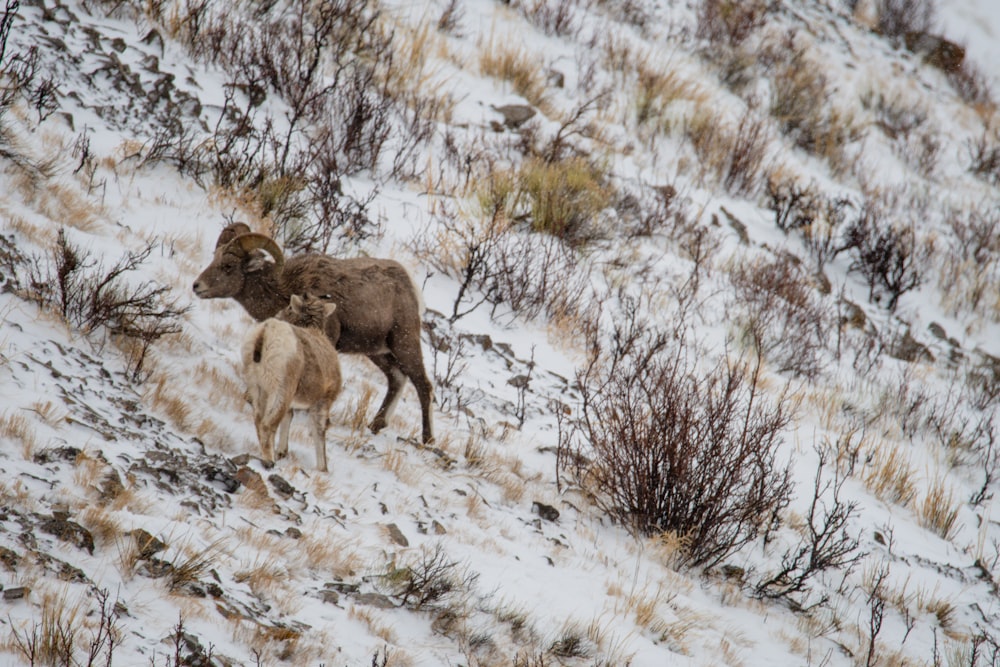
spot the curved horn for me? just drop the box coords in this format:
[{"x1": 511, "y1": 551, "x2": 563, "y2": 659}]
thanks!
[
  {"x1": 215, "y1": 222, "x2": 253, "y2": 249},
  {"x1": 233, "y1": 233, "x2": 285, "y2": 273}
]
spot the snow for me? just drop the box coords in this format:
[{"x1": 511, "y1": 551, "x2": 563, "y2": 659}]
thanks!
[{"x1": 0, "y1": 0, "x2": 999, "y2": 665}]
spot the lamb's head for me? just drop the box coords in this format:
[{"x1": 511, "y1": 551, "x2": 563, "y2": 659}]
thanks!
[
  {"x1": 192, "y1": 224, "x2": 285, "y2": 299},
  {"x1": 277, "y1": 294, "x2": 337, "y2": 330}
]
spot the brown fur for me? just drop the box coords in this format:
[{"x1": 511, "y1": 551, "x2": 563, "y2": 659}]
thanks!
[{"x1": 194, "y1": 224, "x2": 434, "y2": 443}]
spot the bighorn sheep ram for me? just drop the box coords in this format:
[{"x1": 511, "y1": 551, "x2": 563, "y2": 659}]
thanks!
[
  {"x1": 193, "y1": 223, "x2": 434, "y2": 443},
  {"x1": 242, "y1": 294, "x2": 341, "y2": 471}
]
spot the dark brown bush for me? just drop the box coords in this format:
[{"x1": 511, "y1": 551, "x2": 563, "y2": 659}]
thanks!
[{"x1": 559, "y1": 312, "x2": 794, "y2": 568}]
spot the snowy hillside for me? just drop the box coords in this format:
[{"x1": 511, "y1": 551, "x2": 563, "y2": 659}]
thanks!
[{"x1": 0, "y1": 0, "x2": 999, "y2": 665}]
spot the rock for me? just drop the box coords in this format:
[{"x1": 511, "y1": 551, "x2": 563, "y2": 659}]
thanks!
[
  {"x1": 38, "y1": 515, "x2": 94, "y2": 554},
  {"x1": 99, "y1": 469, "x2": 125, "y2": 503},
  {"x1": 203, "y1": 465, "x2": 241, "y2": 494},
  {"x1": 840, "y1": 300, "x2": 866, "y2": 330},
  {"x1": 136, "y1": 558, "x2": 173, "y2": 579},
  {"x1": 508, "y1": 374, "x2": 530, "y2": 389},
  {"x1": 490, "y1": 104, "x2": 536, "y2": 129},
  {"x1": 33, "y1": 446, "x2": 81, "y2": 465},
  {"x1": 927, "y1": 322, "x2": 948, "y2": 340},
  {"x1": 0, "y1": 547, "x2": 17, "y2": 570},
  {"x1": 285, "y1": 527, "x2": 302, "y2": 539},
  {"x1": 532, "y1": 501, "x2": 560, "y2": 522},
  {"x1": 3, "y1": 586, "x2": 27, "y2": 601},
  {"x1": 547, "y1": 68, "x2": 565, "y2": 88},
  {"x1": 234, "y1": 466, "x2": 267, "y2": 495},
  {"x1": 890, "y1": 329, "x2": 934, "y2": 364},
  {"x1": 268, "y1": 474, "x2": 295, "y2": 498},
  {"x1": 319, "y1": 589, "x2": 340, "y2": 605},
  {"x1": 904, "y1": 31, "x2": 965, "y2": 72},
  {"x1": 353, "y1": 592, "x2": 396, "y2": 609},
  {"x1": 385, "y1": 523, "x2": 409, "y2": 547},
  {"x1": 130, "y1": 528, "x2": 166, "y2": 559}
]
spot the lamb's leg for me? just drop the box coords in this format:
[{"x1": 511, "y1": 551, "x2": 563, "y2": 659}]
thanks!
[
  {"x1": 256, "y1": 418, "x2": 276, "y2": 464},
  {"x1": 276, "y1": 411, "x2": 293, "y2": 459},
  {"x1": 308, "y1": 402, "x2": 331, "y2": 472}
]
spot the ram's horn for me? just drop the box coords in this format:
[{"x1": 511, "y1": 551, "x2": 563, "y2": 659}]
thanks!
[
  {"x1": 233, "y1": 233, "x2": 285, "y2": 273},
  {"x1": 214, "y1": 222, "x2": 253, "y2": 249}
]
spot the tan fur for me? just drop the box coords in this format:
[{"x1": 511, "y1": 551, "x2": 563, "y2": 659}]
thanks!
[{"x1": 241, "y1": 295, "x2": 342, "y2": 471}]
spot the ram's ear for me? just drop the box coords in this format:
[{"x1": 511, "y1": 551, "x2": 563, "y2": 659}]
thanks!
[
  {"x1": 323, "y1": 302, "x2": 337, "y2": 318},
  {"x1": 290, "y1": 294, "x2": 305, "y2": 309},
  {"x1": 245, "y1": 250, "x2": 272, "y2": 274}
]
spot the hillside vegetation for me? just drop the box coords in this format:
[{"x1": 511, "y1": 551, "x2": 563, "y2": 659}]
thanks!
[{"x1": 0, "y1": 0, "x2": 999, "y2": 665}]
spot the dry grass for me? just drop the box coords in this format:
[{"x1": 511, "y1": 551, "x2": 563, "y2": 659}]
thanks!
[
  {"x1": 0, "y1": 410, "x2": 39, "y2": 459},
  {"x1": 299, "y1": 531, "x2": 363, "y2": 579},
  {"x1": 916, "y1": 473, "x2": 961, "y2": 540},
  {"x1": 26, "y1": 400, "x2": 68, "y2": 428},
  {"x1": 632, "y1": 54, "x2": 710, "y2": 135},
  {"x1": 478, "y1": 32, "x2": 547, "y2": 108},
  {"x1": 78, "y1": 503, "x2": 122, "y2": 547},
  {"x1": 166, "y1": 537, "x2": 229, "y2": 592},
  {"x1": 862, "y1": 440, "x2": 917, "y2": 506},
  {"x1": 349, "y1": 605, "x2": 397, "y2": 644}
]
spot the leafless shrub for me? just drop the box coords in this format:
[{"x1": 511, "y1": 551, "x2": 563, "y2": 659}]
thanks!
[
  {"x1": 21, "y1": 230, "x2": 187, "y2": 381},
  {"x1": 768, "y1": 45, "x2": 861, "y2": 162},
  {"x1": 840, "y1": 200, "x2": 930, "y2": 311},
  {"x1": 592, "y1": 0, "x2": 649, "y2": 28},
  {"x1": 696, "y1": 0, "x2": 770, "y2": 48},
  {"x1": 968, "y1": 131, "x2": 1000, "y2": 185},
  {"x1": 437, "y1": 0, "x2": 464, "y2": 35},
  {"x1": 376, "y1": 543, "x2": 478, "y2": 611},
  {"x1": 754, "y1": 448, "x2": 862, "y2": 609},
  {"x1": 615, "y1": 183, "x2": 692, "y2": 239},
  {"x1": 513, "y1": 0, "x2": 579, "y2": 38},
  {"x1": 10, "y1": 588, "x2": 122, "y2": 667},
  {"x1": 873, "y1": 0, "x2": 935, "y2": 40},
  {"x1": 729, "y1": 254, "x2": 833, "y2": 379},
  {"x1": 415, "y1": 200, "x2": 589, "y2": 325},
  {"x1": 947, "y1": 58, "x2": 994, "y2": 109},
  {"x1": 559, "y1": 311, "x2": 794, "y2": 569},
  {"x1": 688, "y1": 104, "x2": 771, "y2": 197}
]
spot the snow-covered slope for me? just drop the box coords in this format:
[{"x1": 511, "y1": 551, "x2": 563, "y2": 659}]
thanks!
[{"x1": 0, "y1": 0, "x2": 999, "y2": 665}]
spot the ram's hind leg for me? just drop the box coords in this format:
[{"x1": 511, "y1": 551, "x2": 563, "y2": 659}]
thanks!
[{"x1": 367, "y1": 353, "x2": 406, "y2": 435}]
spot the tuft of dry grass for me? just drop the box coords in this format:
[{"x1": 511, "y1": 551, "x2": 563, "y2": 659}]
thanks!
[
  {"x1": 862, "y1": 440, "x2": 917, "y2": 506},
  {"x1": 0, "y1": 411, "x2": 38, "y2": 457},
  {"x1": 478, "y1": 33, "x2": 547, "y2": 108},
  {"x1": 916, "y1": 473, "x2": 961, "y2": 540}
]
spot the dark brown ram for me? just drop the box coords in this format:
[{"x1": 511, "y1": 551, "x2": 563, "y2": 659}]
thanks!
[{"x1": 193, "y1": 223, "x2": 433, "y2": 443}]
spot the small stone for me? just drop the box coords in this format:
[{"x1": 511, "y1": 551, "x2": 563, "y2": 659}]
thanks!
[
  {"x1": 130, "y1": 529, "x2": 166, "y2": 559},
  {"x1": 285, "y1": 527, "x2": 302, "y2": 539},
  {"x1": 532, "y1": 501, "x2": 560, "y2": 522},
  {"x1": 235, "y1": 467, "x2": 267, "y2": 495},
  {"x1": 3, "y1": 586, "x2": 27, "y2": 601},
  {"x1": 385, "y1": 523, "x2": 409, "y2": 547},
  {"x1": 353, "y1": 593, "x2": 396, "y2": 609},
  {"x1": 204, "y1": 465, "x2": 241, "y2": 493},
  {"x1": 39, "y1": 516, "x2": 94, "y2": 554},
  {"x1": 268, "y1": 474, "x2": 295, "y2": 498}
]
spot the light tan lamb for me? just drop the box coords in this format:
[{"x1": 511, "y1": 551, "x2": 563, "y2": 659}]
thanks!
[{"x1": 241, "y1": 294, "x2": 342, "y2": 471}]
